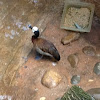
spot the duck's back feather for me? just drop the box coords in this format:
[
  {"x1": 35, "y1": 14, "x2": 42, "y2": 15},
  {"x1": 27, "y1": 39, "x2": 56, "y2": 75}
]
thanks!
[{"x1": 33, "y1": 38, "x2": 60, "y2": 61}]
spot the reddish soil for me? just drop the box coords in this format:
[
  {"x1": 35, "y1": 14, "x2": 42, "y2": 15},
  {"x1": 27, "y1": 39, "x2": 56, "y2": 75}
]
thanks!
[
  {"x1": 0, "y1": 0, "x2": 100, "y2": 100},
  {"x1": 13, "y1": 16, "x2": 100, "y2": 100},
  {"x1": 0, "y1": 14, "x2": 99, "y2": 100}
]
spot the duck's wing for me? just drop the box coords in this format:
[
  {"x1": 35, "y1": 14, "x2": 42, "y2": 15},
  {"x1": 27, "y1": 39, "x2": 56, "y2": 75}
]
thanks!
[{"x1": 35, "y1": 38, "x2": 60, "y2": 61}]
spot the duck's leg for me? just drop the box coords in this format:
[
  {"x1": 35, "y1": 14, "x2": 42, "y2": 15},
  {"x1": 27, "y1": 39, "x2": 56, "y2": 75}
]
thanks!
[{"x1": 35, "y1": 51, "x2": 43, "y2": 60}]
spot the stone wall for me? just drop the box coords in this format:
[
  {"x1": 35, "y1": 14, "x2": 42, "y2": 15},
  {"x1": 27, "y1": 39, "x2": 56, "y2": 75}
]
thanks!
[
  {"x1": 0, "y1": 0, "x2": 37, "y2": 86},
  {"x1": 0, "y1": 0, "x2": 64, "y2": 86},
  {"x1": 0, "y1": 0, "x2": 47, "y2": 86}
]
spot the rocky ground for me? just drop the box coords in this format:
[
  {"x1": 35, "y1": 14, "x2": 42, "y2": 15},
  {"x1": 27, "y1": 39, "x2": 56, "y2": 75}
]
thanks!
[
  {"x1": 13, "y1": 15, "x2": 100, "y2": 100},
  {"x1": 0, "y1": 0, "x2": 100, "y2": 100}
]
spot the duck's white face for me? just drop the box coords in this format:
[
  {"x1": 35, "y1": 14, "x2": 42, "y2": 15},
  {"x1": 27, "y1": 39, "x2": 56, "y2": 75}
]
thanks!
[{"x1": 32, "y1": 26, "x2": 38, "y2": 33}]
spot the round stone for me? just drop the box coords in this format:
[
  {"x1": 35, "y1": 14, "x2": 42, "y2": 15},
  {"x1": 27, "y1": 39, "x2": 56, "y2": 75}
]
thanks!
[
  {"x1": 93, "y1": 62, "x2": 100, "y2": 75},
  {"x1": 82, "y1": 46, "x2": 96, "y2": 56},
  {"x1": 61, "y1": 32, "x2": 80, "y2": 45},
  {"x1": 71, "y1": 75, "x2": 81, "y2": 85},
  {"x1": 67, "y1": 53, "x2": 79, "y2": 68},
  {"x1": 41, "y1": 70, "x2": 62, "y2": 88}
]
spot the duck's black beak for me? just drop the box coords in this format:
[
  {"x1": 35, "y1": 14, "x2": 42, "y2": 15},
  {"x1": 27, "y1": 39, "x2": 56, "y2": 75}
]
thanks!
[{"x1": 28, "y1": 25, "x2": 32, "y2": 29}]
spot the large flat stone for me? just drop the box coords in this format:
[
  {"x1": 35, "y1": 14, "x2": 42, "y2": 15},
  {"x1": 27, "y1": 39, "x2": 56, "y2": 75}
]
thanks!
[
  {"x1": 0, "y1": 0, "x2": 46, "y2": 86},
  {"x1": 0, "y1": 0, "x2": 62, "y2": 86}
]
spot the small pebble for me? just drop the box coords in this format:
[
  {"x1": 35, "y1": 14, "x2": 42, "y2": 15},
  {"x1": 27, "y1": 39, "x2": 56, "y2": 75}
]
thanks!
[
  {"x1": 82, "y1": 46, "x2": 96, "y2": 56},
  {"x1": 71, "y1": 75, "x2": 81, "y2": 85},
  {"x1": 22, "y1": 26, "x2": 29, "y2": 31},
  {"x1": 61, "y1": 32, "x2": 80, "y2": 45},
  {"x1": 93, "y1": 62, "x2": 100, "y2": 75},
  {"x1": 40, "y1": 97, "x2": 46, "y2": 100},
  {"x1": 16, "y1": 31, "x2": 19, "y2": 35},
  {"x1": 52, "y1": 62, "x2": 57, "y2": 66},
  {"x1": 7, "y1": 26, "x2": 10, "y2": 29},
  {"x1": 88, "y1": 79, "x2": 94, "y2": 82},
  {"x1": 11, "y1": 30, "x2": 16, "y2": 36},
  {"x1": 33, "y1": 0, "x2": 38, "y2": 3},
  {"x1": 0, "y1": 1, "x2": 3, "y2": 5},
  {"x1": 96, "y1": 47, "x2": 100, "y2": 58},
  {"x1": 24, "y1": 66, "x2": 27, "y2": 68},
  {"x1": 10, "y1": 35, "x2": 14, "y2": 39},
  {"x1": 16, "y1": 21, "x2": 23, "y2": 28},
  {"x1": 96, "y1": 54, "x2": 100, "y2": 58},
  {"x1": 5, "y1": 33, "x2": 10, "y2": 37},
  {"x1": 34, "y1": 88, "x2": 38, "y2": 91},
  {"x1": 67, "y1": 53, "x2": 79, "y2": 68},
  {"x1": 5, "y1": 63, "x2": 7, "y2": 65},
  {"x1": 22, "y1": 56, "x2": 28, "y2": 62}
]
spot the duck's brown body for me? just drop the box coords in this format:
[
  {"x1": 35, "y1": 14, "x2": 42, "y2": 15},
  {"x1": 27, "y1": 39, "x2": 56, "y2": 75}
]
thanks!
[{"x1": 32, "y1": 36, "x2": 60, "y2": 61}]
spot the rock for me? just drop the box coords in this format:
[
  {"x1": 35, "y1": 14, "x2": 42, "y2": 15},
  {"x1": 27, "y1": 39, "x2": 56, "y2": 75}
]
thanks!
[
  {"x1": 52, "y1": 62, "x2": 57, "y2": 66},
  {"x1": 40, "y1": 97, "x2": 46, "y2": 100},
  {"x1": 82, "y1": 46, "x2": 96, "y2": 56},
  {"x1": 93, "y1": 62, "x2": 100, "y2": 75},
  {"x1": 71, "y1": 75, "x2": 81, "y2": 85},
  {"x1": 0, "y1": 0, "x2": 39, "y2": 86},
  {"x1": 22, "y1": 56, "x2": 28, "y2": 62},
  {"x1": 24, "y1": 66, "x2": 28, "y2": 68},
  {"x1": 96, "y1": 47, "x2": 100, "y2": 58},
  {"x1": 0, "y1": 0, "x2": 50, "y2": 86},
  {"x1": 67, "y1": 53, "x2": 79, "y2": 68},
  {"x1": 88, "y1": 79, "x2": 94, "y2": 82},
  {"x1": 60, "y1": 86, "x2": 92, "y2": 100},
  {"x1": 61, "y1": 32, "x2": 80, "y2": 45},
  {"x1": 87, "y1": 88, "x2": 100, "y2": 100},
  {"x1": 41, "y1": 70, "x2": 62, "y2": 88}
]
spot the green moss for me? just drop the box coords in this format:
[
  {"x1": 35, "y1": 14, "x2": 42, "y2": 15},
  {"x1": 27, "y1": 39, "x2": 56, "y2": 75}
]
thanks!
[{"x1": 60, "y1": 86, "x2": 93, "y2": 100}]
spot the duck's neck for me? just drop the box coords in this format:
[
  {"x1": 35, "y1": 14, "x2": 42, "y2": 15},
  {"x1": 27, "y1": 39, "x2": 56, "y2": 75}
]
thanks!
[
  {"x1": 31, "y1": 31, "x2": 39, "y2": 43},
  {"x1": 31, "y1": 35, "x2": 38, "y2": 43}
]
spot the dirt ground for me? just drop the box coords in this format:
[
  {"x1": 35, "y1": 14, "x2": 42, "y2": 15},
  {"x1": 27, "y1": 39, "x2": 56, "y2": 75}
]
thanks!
[
  {"x1": 9, "y1": 15, "x2": 100, "y2": 100},
  {"x1": 0, "y1": 0, "x2": 100, "y2": 100},
  {"x1": 0, "y1": 14, "x2": 100, "y2": 100}
]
